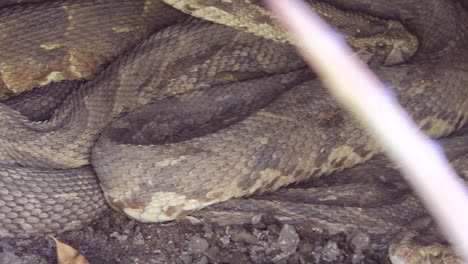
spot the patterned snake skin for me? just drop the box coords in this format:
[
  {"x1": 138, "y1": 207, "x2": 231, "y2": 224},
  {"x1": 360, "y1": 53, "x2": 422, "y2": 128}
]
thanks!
[{"x1": 1, "y1": 0, "x2": 467, "y2": 262}]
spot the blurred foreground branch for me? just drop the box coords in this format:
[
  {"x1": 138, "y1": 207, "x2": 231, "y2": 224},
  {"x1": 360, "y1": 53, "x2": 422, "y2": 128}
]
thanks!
[{"x1": 265, "y1": 0, "x2": 468, "y2": 261}]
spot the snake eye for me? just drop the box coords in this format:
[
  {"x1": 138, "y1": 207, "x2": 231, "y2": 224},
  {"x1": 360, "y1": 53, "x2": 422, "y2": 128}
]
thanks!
[{"x1": 376, "y1": 42, "x2": 387, "y2": 48}]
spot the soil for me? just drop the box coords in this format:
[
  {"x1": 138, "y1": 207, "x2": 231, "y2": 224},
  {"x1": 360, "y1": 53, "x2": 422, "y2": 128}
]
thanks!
[{"x1": 0, "y1": 210, "x2": 388, "y2": 264}]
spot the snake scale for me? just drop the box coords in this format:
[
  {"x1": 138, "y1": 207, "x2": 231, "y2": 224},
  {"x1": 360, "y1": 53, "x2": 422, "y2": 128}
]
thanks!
[{"x1": 0, "y1": 0, "x2": 467, "y2": 261}]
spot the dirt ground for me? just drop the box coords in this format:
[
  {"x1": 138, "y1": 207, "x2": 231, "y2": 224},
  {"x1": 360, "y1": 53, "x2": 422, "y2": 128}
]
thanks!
[{"x1": 0, "y1": 209, "x2": 388, "y2": 264}]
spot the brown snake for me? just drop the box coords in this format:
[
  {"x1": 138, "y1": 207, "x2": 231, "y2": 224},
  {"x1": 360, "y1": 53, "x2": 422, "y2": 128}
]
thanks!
[{"x1": 0, "y1": 0, "x2": 468, "y2": 262}]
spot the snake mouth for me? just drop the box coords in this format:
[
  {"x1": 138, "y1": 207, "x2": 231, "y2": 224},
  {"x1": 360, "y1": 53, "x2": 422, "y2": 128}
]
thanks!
[
  {"x1": 105, "y1": 192, "x2": 219, "y2": 223},
  {"x1": 385, "y1": 38, "x2": 419, "y2": 65},
  {"x1": 122, "y1": 207, "x2": 193, "y2": 223}
]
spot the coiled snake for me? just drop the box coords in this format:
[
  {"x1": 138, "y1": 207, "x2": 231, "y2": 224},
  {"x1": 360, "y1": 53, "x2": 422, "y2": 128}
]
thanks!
[{"x1": 0, "y1": 0, "x2": 467, "y2": 262}]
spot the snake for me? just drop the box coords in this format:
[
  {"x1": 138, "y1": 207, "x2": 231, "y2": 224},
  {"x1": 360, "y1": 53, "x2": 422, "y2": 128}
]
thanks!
[
  {"x1": 0, "y1": 0, "x2": 188, "y2": 100},
  {"x1": 0, "y1": 0, "x2": 467, "y2": 261}
]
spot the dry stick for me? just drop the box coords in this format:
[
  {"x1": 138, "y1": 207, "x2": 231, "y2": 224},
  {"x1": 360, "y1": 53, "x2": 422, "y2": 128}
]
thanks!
[{"x1": 265, "y1": 0, "x2": 468, "y2": 261}]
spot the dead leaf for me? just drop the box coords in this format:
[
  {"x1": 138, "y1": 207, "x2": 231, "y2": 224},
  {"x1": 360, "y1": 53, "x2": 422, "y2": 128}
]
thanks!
[{"x1": 47, "y1": 235, "x2": 90, "y2": 264}]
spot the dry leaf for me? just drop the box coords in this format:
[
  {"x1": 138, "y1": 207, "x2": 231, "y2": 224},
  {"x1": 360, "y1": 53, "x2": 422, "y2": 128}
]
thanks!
[{"x1": 47, "y1": 235, "x2": 90, "y2": 264}]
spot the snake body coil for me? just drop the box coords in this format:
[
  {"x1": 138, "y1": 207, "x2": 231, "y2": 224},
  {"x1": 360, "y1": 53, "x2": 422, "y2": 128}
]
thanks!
[{"x1": 0, "y1": 3, "x2": 467, "y2": 262}]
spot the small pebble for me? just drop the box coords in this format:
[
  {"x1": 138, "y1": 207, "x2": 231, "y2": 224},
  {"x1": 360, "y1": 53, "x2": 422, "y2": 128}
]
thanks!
[
  {"x1": 352, "y1": 252, "x2": 365, "y2": 264},
  {"x1": 180, "y1": 252, "x2": 192, "y2": 264},
  {"x1": 278, "y1": 224, "x2": 300, "y2": 254},
  {"x1": 264, "y1": 241, "x2": 280, "y2": 255},
  {"x1": 123, "y1": 221, "x2": 135, "y2": 234},
  {"x1": 0, "y1": 252, "x2": 21, "y2": 264},
  {"x1": 231, "y1": 230, "x2": 258, "y2": 245},
  {"x1": 202, "y1": 224, "x2": 214, "y2": 239},
  {"x1": 194, "y1": 255, "x2": 208, "y2": 264},
  {"x1": 350, "y1": 231, "x2": 370, "y2": 252},
  {"x1": 188, "y1": 235, "x2": 209, "y2": 254},
  {"x1": 312, "y1": 246, "x2": 323, "y2": 263},
  {"x1": 251, "y1": 214, "x2": 263, "y2": 225},
  {"x1": 321, "y1": 241, "x2": 341, "y2": 262},
  {"x1": 268, "y1": 224, "x2": 281, "y2": 235},
  {"x1": 205, "y1": 246, "x2": 222, "y2": 262},
  {"x1": 299, "y1": 242, "x2": 315, "y2": 253},
  {"x1": 132, "y1": 231, "x2": 145, "y2": 245},
  {"x1": 271, "y1": 252, "x2": 289, "y2": 263},
  {"x1": 110, "y1": 232, "x2": 128, "y2": 242},
  {"x1": 186, "y1": 216, "x2": 204, "y2": 225},
  {"x1": 220, "y1": 235, "x2": 231, "y2": 246}
]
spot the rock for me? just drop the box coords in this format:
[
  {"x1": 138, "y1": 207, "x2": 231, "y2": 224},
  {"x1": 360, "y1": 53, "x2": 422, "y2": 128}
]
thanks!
[
  {"x1": 186, "y1": 216, "x2": 204, "y2": 225},
  {"x1": 231, "y1": 230, "x2": 258, "y2": 245},
  {"x1": 278, "y1": 224, "x2": 300, "y2": 254},
  {"x1": 109, "y1": 232, "x2": 128, "y2": 242},
  {"x1": 205, "y1": 246, "x2": 222, "y2": 263},
  {"x1": 220, "y1": 235, "x2": 231, "y2": 246},
  {"x1": 350, "y1": 231, "x2": 370, "y2": 252},
  {"x1": 349, "y1": 231, "x2": 370, "y2": 264},
  {"x1": 352, "y1": 252, "x2": 365, "y2": 264},
  {"x1": 202, "y1": 224, "x2": 214, "y2": 239},
  {"x1": 194, "y1": 255, "x2": 208, "y2": 264},
  {"x1": 188, "y1": 236, "x2": 209, "y2": 254},
  {"x1": 251, "y1": 214, "x2": 264, "y2": 225},
  {"x1": 321, "y1": 241, "x2": 341, "y2": 262},
  {"x1": 180, "y1": 252, "x2": 192, "y2": 264},
  {"x1": 0, "y1": 252, "x2": 21, "y2": 264},
  {"x1": 268, "y1": 224, "x2": 281, "y2": 236},
  {"x1": 132, "y1": 231, "x2": 145, "y2": 246},
  {"x1": 123, "y1": 220, "x2": 135, "y2": 234}
]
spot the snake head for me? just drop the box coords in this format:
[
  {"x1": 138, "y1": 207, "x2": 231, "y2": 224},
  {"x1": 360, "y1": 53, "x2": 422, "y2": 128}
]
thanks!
[{"x1": 349, "y1": 20, "x2": 419, "y2": 66}]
